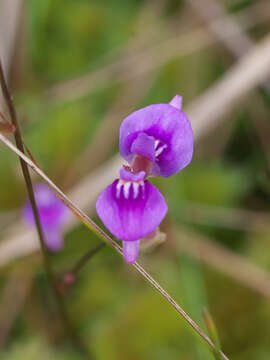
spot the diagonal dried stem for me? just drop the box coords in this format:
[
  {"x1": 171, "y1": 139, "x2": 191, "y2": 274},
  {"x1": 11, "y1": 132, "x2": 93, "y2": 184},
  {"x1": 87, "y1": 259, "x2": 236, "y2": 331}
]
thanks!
[
  {"x1": 47, "y1": 0, "x2": 270, "y2": 104},
  {"x1": 173, "y1": 226, "x2": 270, "y2": 299},
  {"x1": 0, "y1": 133, "x2": 229, "y2": 360},
  {"x1": 187, "y1": 0, "x2": 270, "y2": 92}
]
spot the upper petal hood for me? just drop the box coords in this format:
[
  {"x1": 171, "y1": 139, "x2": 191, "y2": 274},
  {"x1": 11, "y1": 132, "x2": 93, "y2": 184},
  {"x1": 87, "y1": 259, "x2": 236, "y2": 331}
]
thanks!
[{"x1": 119, "y1": 100, "x2": 193, "y2": 177}]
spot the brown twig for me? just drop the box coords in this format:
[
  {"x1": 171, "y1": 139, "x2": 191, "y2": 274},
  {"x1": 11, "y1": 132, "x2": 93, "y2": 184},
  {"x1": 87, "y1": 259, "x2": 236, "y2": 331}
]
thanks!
[
  {"x1": 0, "y1": 134, "x2": 229, "y2": 360},
  {"x1": 64, "y1": 73, "x2": 156, "y2": 186},
  {"x1": 70, "y1": 243, "x2": 105, "y2": 277},
  {"x1": 0, "y1": 269, "x2": 33, "y2": 348},
  {"x1": 188, "y1": 33, "x2": 270, "y2": 140},
  {"x1": 59, "y1": 243, "x2": 105, "y2": 292},
  {"x1": 46, "y1": 1, "x2": 270, "y2": 104},
  {"x1": 0, "y1": 60, "x2": 91, "y2": 359},
  {"x1": 187, "y1": 0, "x2": 270, "y2": 168},
  {"x1": 179, "y1": 202, "x2": 270, "y2": 232},
  {"x1": 0, "y1": 0, "x2": 23, "y2": 79},
  {"x1": 174, "y1": 226, "x2": 270, "y2": 299},
  {"x1": 187, "y1": 0, "x2": 270, "y2": 92},
  {"x1": 2, "y1": 28, "x2": 270, "y2": 284},
  {"x1": 58, "y1": 243, "x2": 105, "y2": 294}
]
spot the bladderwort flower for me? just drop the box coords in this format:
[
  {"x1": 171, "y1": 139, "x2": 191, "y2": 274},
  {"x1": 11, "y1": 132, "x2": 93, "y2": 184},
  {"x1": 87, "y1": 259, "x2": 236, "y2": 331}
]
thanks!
[
  {"x1": 22, "y1": 183, "x2": 68, "y2": 252},
  {"x1": 119, "y1": 95, "x2": 193, "y2": 177},
  {"x1": 96, "y1": 95, "x2": 193, "y2": 263},
  {"x1": 96, "y1": 167, "x2": 168, "y2": 263}
]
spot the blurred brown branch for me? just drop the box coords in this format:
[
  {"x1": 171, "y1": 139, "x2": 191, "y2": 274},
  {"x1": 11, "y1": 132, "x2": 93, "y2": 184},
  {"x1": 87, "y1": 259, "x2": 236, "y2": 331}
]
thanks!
[
  {"x1": 188, "y1": 33, "x2": 270, "y2": 140},
  {"x1": 0, "y1": 0, "x2": 23, "y2": 78},
  {"x1": 180, "y1": 202, "x2": 270, "y2": 232},
  {"x1": 46, "y1": 1, "x2": 270, "y2": 104},
  {"x1": 64, "y1": 73, "x2": 156, "y2": 186},
  {"x1": 2, "y1": 28, "x2": 270, "y2": 275},
  {"x1": 0, "y1": 59, "x2": 92, "y2": 358},
  {"x1": 174, "y1": 227, "x2": 270, "y2": 299},
  {"x1": 0, "y1": 268, "x2": 34, "y2": 348},
  {"x1": 187, "y1": 0, "x2": 270, "y2": 91},
  {"x1": 187, "y1": 0, "x2": 270, "y2": 170},
  {"x1": 0, "y1": 0, "x2": 23, "y2": 119}
]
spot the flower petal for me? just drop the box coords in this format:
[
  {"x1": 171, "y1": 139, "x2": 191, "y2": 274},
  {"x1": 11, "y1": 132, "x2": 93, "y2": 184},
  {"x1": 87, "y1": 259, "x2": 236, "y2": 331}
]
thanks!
[
  {"x1": 44, "y1": 229, "x2": 63, "y2": 252},
  {"x1": 169, "y1": 95, "x2": 182, "y2": 110},
  {"x1": 122, "y1": 240, "x2": 140, "y2": 263},
  {"x1": 119, "y1": 97, "x2": 193, "y2": 177},
  {"x1": 130, "y1": 133, "x2": 156, "y2": 162},
  {"x1": 119, "y1": 168, "x2": 145, "y2": 182},
  {"x1": 22, "y1": 183, "x2": 68, "y2": 229},
  {"x1": 96, "y1": 179, "x2": 168, "y2": 242}
]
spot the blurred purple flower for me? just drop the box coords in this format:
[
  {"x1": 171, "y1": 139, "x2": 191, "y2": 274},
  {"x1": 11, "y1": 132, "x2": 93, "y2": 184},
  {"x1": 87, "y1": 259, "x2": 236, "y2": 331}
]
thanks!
[
  {"x1": 22, "y1": 183, "x2": 68, "y2": 252},
  {"x1": 96, "y1": 167, "x2": 168, "y2": 263},
  {"x1": 119, "y1": 95, "x2": 193, "y2": 177}
]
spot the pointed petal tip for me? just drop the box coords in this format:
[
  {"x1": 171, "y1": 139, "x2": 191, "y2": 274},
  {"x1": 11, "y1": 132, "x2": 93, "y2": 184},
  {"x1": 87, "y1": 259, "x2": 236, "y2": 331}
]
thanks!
[
  {"x1": 169, "y1": 95, "x2": 182, "y2": 110},
  {"x1": 122, "y1": 240, "x2": 140, "y2": 264}
]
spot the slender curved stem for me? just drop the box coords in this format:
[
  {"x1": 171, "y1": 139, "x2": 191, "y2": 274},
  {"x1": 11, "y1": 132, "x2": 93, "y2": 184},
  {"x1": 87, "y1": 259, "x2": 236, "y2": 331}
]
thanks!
[{"x1": 71, "y1": 243, "x2": 105, "y2": 277}]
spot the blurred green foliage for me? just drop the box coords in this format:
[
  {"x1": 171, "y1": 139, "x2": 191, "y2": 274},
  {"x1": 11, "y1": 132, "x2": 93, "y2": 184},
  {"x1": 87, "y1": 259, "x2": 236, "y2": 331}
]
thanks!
[{"x1": 1, "y1": 0, "x2": 270, "y2": 359}]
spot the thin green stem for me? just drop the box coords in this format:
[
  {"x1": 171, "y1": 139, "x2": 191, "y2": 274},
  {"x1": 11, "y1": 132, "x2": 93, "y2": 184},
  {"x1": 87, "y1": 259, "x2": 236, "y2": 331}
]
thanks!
[
  {"x1": 0, "y1": 60, "x2": 91, "y2": 359},
  {"x1": 71, "y1": 243, "x2": 105, "y2": 277}
]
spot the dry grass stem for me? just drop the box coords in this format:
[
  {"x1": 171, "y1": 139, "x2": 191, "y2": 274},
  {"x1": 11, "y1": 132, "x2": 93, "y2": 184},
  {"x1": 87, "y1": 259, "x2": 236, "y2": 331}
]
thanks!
[
  {"x1": 0, "y1": 0, "x2": 23, "y2": 77},
  {"x1": 180, "y1": 202, "x2": 270, "y2": 232},
  {"x1": 175, "y1": 227, "x2": 270, "y2": 299},
  {"x1": 0, "y1": 270, "x2": 33, "y2": 347},
  {"x1": 0, "y1": 133, "x2": 229, "y2": 360},
  {"x1": 188, "y1": 33, "x2": 270, "y2": 140},
  {"x1": 0, "y1": 0, "x2": 23, "y2": 112},
  {"x1": 0, "y1": 155, "x2": 122, "y2": 267},
  {"x1": 0, "y1": 60, "x2": 91, "y2": 359},
  {"x1": 188, "y1": 0, "x2": 270, "y2": 92},
  {"x1": 65, "y1": 73, "x2": 156, "y2": 185},
  {"x1": 47, "y1": 1, "x2": 270, "y2": 104},
  {"x1": 2, "y1": 29, "x2": 270, "y2": 278}
]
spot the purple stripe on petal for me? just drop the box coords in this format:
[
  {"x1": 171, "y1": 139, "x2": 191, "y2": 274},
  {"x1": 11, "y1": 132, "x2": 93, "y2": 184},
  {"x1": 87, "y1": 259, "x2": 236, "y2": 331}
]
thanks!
[
  {"x1": 96, "y1": 179, "x2": 168, "y2": 242},
  {"x1": 122, "y1": 240, "x2": 140, "y2": 263}
]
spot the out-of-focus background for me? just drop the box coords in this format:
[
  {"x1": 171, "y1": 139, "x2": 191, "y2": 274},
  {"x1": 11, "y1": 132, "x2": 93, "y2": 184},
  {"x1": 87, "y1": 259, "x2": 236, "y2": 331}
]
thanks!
[{"x1": 0, "y1": 0, "x2": 270, "y2": 359}]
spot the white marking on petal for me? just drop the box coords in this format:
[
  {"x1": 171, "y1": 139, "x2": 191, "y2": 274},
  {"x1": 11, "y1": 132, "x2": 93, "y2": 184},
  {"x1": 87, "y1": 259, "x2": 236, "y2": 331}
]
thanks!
[
  {"x1": 154, "y1": 139, "x2": 160, "y2": 149},
  {"x1": 155, "y1": 144, "x2": 167, "y2": 157},
  {"x1": 132, "y1": 182, "x2": 140, "y2": 198},
  {"x1": 123, "y1": 182, "x2": 131, "y2": 199},
  {"x1": 116, "y1": 181, "x2": 122, "y2": 198}
]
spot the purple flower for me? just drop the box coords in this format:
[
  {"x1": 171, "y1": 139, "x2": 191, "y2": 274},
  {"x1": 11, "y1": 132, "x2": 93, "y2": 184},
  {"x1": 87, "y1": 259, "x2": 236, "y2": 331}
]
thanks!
[
  {"x1": 96, "y1": 167, "x2": 168, "y2": 263},
  {"x1": 22, "y1": 183, "x2": 68, "y2": 252},
  {"x1": 119, "y1": 95, "x2": 193, "y2": 177}
]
